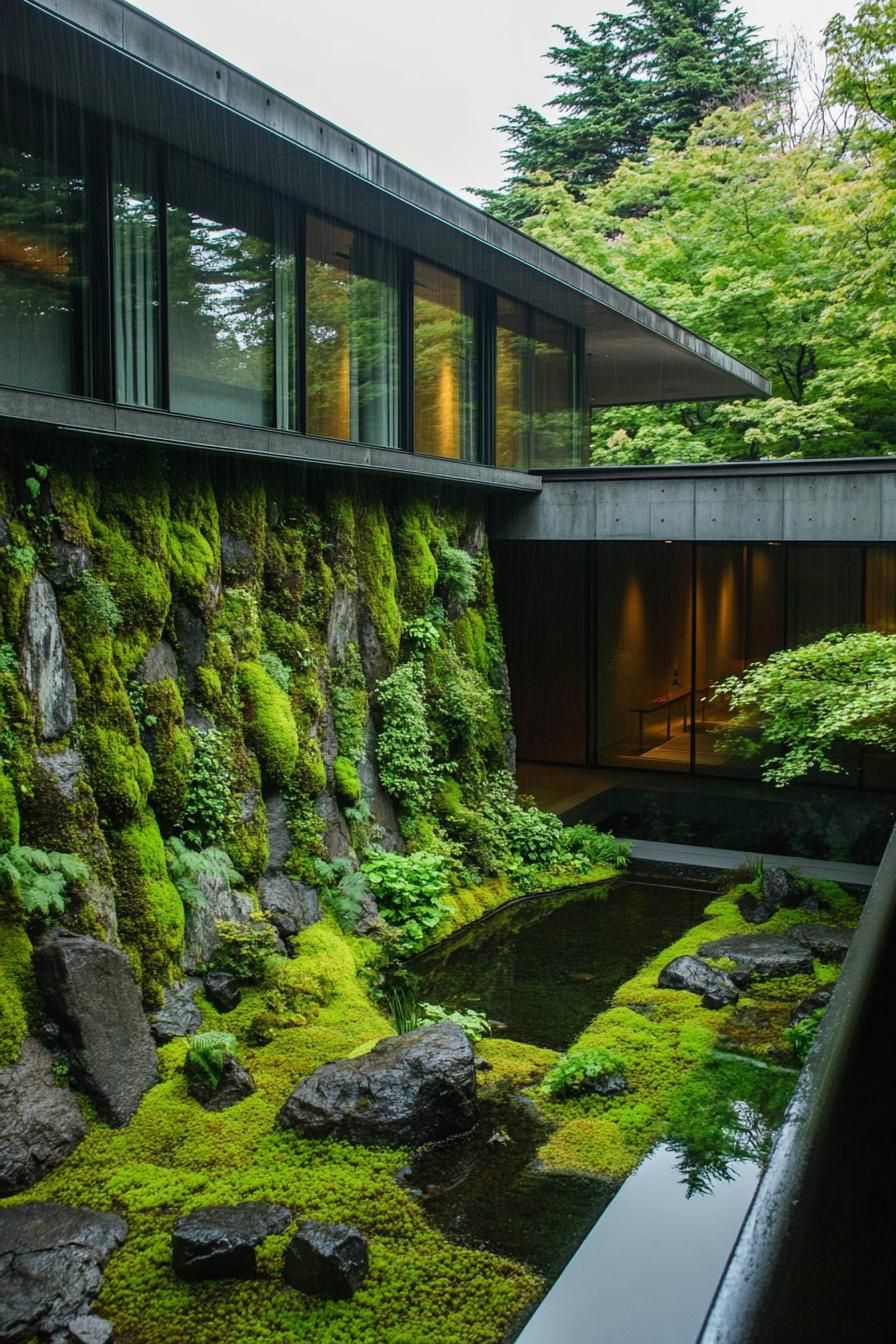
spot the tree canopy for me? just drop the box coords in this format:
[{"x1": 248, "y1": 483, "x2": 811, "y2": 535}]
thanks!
[
  {"x1": 713, "y1": 631, "x2": 896, "y2": 785},
  {"x1": 479, "y1": 0, "x2": 781, "y2": 224}
]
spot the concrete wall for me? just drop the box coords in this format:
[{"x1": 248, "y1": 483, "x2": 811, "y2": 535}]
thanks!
[{"x1": 490, "y1": 462, "x2": 896, "y2": 542}]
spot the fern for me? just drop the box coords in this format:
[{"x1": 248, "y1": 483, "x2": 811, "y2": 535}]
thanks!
[
  {"x1": 184, "y1": 1031, "x2": 236, "y2": 1089},
  {"x1": 314, "y1": 857, "x2": 370, "y2": 931},
  {"x1": 0, "y1": 844, "x2": 89, "y2": 918},
  {"x1": 165, "y1": 837, "x2": 243, "y2": 909}
]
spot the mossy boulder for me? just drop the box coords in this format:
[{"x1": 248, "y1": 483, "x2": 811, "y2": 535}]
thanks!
[{"x1": 238, "y1": 661, "x2": 299, "y2": 789}]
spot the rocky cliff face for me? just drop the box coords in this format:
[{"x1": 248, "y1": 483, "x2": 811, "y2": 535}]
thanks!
[{"x1": 0, "y1": 437, "x2": 514, "y2": 1061}]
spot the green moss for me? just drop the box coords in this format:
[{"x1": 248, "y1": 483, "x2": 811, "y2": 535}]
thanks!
[
  {"x1": 476, "y1": 1038, "x2": 559, "y2": 1090},
  {"x1": 109, "y1": 810, "x2": 185, "y2": 1003},
  {"x1": 394, "y1": 500, "x2": 441, "y2": 617},
  {"x1": 83, "y1": 721, "x2": 154, "y2": 828},
  {"x1": 143, "y1": 679, "x2": 193, "y2": 833},
  {"x1": 221, "y1": 589, "x2": 262, "y2": 662},
  {"x1": 326, "y1": 494, "x2": 357, "y2": 589},
  {"x1": 356, "y1": 500, "x2": 401, "y2": 661},
  {"x1": 0, "y1": 919, "x2": 33, "y2": 1067},
  {"x1": 331, "y1": 643, "x2": 367, "y2": 763},
  {"x1": 0, "y1": 764, "x2": 20, "y2": 846},
  {"x1": 333, "y1": 756, "x2": 361, "y2": 807},
  {"x1": 238, "y1": 661, "x2": 299, "y2": 788},
  {"x1": 167, "y1": 465, "x2": 220, "y2": 602},
  {"x1": 228, "y1": 745, "x2": 268, "y2": 883}
]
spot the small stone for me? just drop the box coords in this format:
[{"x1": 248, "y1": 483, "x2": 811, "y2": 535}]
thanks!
[
  {"x1": 204, "y1": 971, "x2": 241, "y2": 1013},
  {"x1": 66, "y1": 1314, "x2": 115, "y2": 1344},
  {"x1": 0, "y1": 1038, "x2": 86, "y2": 1195},
  {"x1": 172, "y1": 1202, "x2": 291, "y2": 1281},
  {"x1": 283, "y1": 1221, "x2": 368, "y2": 1300},
  {"x1": 150, "y1": 979, "x2": 202, "y2": 1044},
  {"x1": 787, "y1": 924, "x2": 853, "y2": 963},
  {"x1": 187, "y1": 1055, "x2": 256, "y2": 1112},
  {"x1": 657, "y1": 955, "x2": 740, "y2": 1008}
]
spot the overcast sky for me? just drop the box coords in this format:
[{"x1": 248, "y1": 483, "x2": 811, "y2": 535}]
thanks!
[{"x1": 131, "y1": 0, "x2": 857, "y2": 200}]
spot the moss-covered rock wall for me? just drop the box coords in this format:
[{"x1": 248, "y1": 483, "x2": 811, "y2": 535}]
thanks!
[{"x1": 0, "y1": 434, "x2": 515, "y2": 1061}]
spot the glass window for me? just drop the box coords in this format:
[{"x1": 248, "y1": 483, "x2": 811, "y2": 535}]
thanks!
[
  {"x1": 413, "y1": 259, "x2": 478, "y2": 461},
  {"x1": 166, "y1": 158, "x2": 280, "y2": 427},
  {"x1": 495, "y1": 294, "x2": 530, "y2": 470},
  {"x1": 0, "y1": 84, "x2": 87, "y2": 395},
  {"x1": 113, "y1": 135, "x2": 160, "y2": 408},
  {"x1": 531, "y1": 312, "x2": 581, "y2": 468},
  {"x1": 305, "y1": 215, "x2": 399, "y2": 447}
]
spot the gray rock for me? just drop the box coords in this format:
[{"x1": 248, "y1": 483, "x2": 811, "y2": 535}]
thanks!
[
  {"x1": 187, "y1": 1055, "x2": 256, "y2": 1112},
  {"x1": 263, "y1": 793, "x2": 292, "y2": 873},
  {"x1": 283, "y1": 1221, "x2": 368, "y2": 1300},
  {"x1": 220, "y1": 532, "x2": 257, "y2": 583},
  {"x1": 739, "y1": 866, "x2": 807, "y2": 924},
  {"x1": 788, "y1": 924, "x2": 854, "y2": 963},
  {"x1": 358, "y1": 608, "x2": 390, "y2": 686},
  {"x1": 352, "y1": 891, "x2": 380, "y2": 937},
  {"x1": 20, "y1": 574, "x2": 77, "y2": 741},
  {"x1": 657, "y1": 955, "x2": 740, "y2": 1009},
  {"x1": 34, "y1": 747, "x2": 84, "y2": 803},
  {"x1": 172, "y1": 1202, "x2": 290, "y2": 1281},
  {"x1": 357, "y1": 719, "x2": 404, "y2": 854},
  {"x1": 0, "y1": 1202, "x2": 126, "y2": 1344},
  {"x1": 184, "y1": 705, "x2": 214, "y2": 733},
  {"x1": 174, "y1": 604, "x2": 206, "y2": 670},
  {"x1": 135, "y1": 640, "x2": 178, "y2": 685},
  {"x1": 33, "y1": 928, "x2": 157, "y2": 1127},
  {"x1": 45, "y1": 537, "x2": 91, "y2": 591},
  {"x1": 150, "y1": 979, "x2": 202, "y2": 1044},
  {"x1": 259, "y1": 873, "x2": 321, "y2": 941},
  {"x1": 0, "y1": 1038, "x2": 86, "y2": 1195},
  {"x1": 59, "y1": 1315, "x2": 114, "y2": 1344},
  {"x1": 316, "y1": 788, "x2": 353, "y2": 860},
  {"x1": 698, "y1": 934, "x2": 814, "y2": 979},
  {"x1": 278, "y1": 1020, "x2": 478, "y2": 1146},
  {"x1": 327, "y1": 588, "x2": 359, "y2": 664},
  {"x1": 239, "y1": 785, "x2": 259, "y2": 824},
  {"x1": 182, "y1": 870, "x2": 254, "y2": 974},
  {"x1": 204, "y1": 971, "x2": 241, "y2": 1013}
]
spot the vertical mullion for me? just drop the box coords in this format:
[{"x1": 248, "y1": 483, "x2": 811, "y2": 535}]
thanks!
[{"x1": 399, "y1": 251, "x2": 414, "y2": 453}]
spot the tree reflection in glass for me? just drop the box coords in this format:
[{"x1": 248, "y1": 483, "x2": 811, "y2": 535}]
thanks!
[{"x1": 414, "y1": 259, "x2": 479, "y2": 461}]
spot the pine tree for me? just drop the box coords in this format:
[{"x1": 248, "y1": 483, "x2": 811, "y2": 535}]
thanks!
[{"x1": 479, "y1": 0, "x2": 783, "y2": 224}]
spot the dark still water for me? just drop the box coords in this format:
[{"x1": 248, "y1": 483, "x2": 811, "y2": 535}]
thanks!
[{"x1": 411, "y1": 880, "x2": 711, "y2": 1050}]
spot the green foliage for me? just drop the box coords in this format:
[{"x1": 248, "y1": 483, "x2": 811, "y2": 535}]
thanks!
[
  {"x1": 110, "y1": 811, "x2": 185, "y2": 999},
  {"x1": 332, "y1": 754, "x2": 361, "y2": 807},
  {"x1": 210, "y1": 916, "x2": 278, "y2": 981},
  {"x1": 375, "y1": 662, "x2": 436, "y2": 813},
  {"x1": 437, "y1": 545, "x2": 478, "y2": 607},
  {"x1": 184, "y1": 1030, "x2": 237, "y2": 1090},
  {"x1": 330, "y1": 642, "x2": 367, "y2": 764},
  {"x1": 714, "y1": 631, "x2": 896, "y2": 785},
  {"x1": 74, "y1": 571, "x2": 123, "y2": 635},
  {"x1": 258, "y1": 649, "x2": 291, "y2": 693},
  {"x1": 355, "y1": 500, "x2": 401, "y2": 661},
  {"x1": 0, "y1": 919, "x2": 34, "y2": 1066},
  {"x1": 4, "y1": 542, "x2": 36, "y2": 573},
  {"x1": 562, "y1": 824, "x2": 631, "y2": 871},
  {"x1": 164, "y1": 837, "x2": 243, "y2": 909},
  {"x1": 362, "y1": 848, "x2": 452, "y2": 954},
  {"x1": 181, "y1": 727, "x2": 239, "y2": 849},
  {"x1": 501, "y1": 803, "x2": 566, "y2": 867},
  {"x1": 784, "y1": 1007, "x2": 826, "y2": 1063},
  {"x1": 238, "y1": 660, "x2": 299, "y2": 787},
  {"x1": 404, "y1": 615, "x2": 441, "y2": 656},
  {"x1": 418, "y1": 1001, "x2": 491, "y2": 1043},
  {"x1": 541, "y1": 1046, "x2": 628, "y2": 1098},
  {"x1": 481, "y1": 0, "x2": 782, "y2": 222},
  {"x1": 313, "y1": 857, "x2": 371, "y2": 932},
  {"x1": 0, "y1": 843, "x2": 88, "y2": 918}
]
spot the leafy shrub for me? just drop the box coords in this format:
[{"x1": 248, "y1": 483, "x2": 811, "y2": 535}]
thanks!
[
  {"x1": 259, "y1": 649, "x2": 291, "y2": 693},
  {"x1": 431, "y1": 645, "x2": 493, "y2": 748},
  {"x1": 785, "y1": 1007, "x2": 825, "y2": 1063},
  {"x1": 404, "y1": 616, "x2": 441, "y2": 656},
  {"x1": 0, "y1": 844, "x2": 89, "y2": 918},
  {"x1": 209, "y1": 915, "x2": 278, "y2": 981},
  {"x1": 314, "y1": 857, "x2": 371, "y2": 932},
  {"x1": 502, "y1": 804, "x2": 566, "y2": 867},
  {"x1": 437, "y1": 546, "x2": 478, "y2": 607},
  {"x1": 4, "y1": 543, "x2": 36, "y2": 573},
  {"x1": 419, "y1": 1001, "x2": 491, "y2": 1043},
  {"x1": 184, "y1": 1031, "x2": 236, "y2": 1090},
  {"x1": 362, "y1": 848, "x2": 452, "y2": 954},
  {"x1": 0, "y1": 644, "x2": 17, "y2": 675},
  {"x1": 164, "y1": 837, "x2": 243, "y2": 909},
  {"x1": 375, "y1": 662, "x2": 435, "y2": 813},
  {"x1": 76, "y1": 571, "x2": 122, "y2": 635},
  {"x1": 562, "y1": 824, "x2": 631, "y2": 871},
  {"x1": 541, "y1": 1047, "x2": 628, "y2": 1098},
  {"x1": 182, "y1": 727, "x2": 239, "y2": 848},
  {"x1": 330, "y1": 643, "x2": 367, "y2": 763}
]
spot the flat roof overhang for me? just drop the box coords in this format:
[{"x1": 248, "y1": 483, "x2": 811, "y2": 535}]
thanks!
[{"x1": 5, "y1": 0, "x2": 770, "y2": 412}]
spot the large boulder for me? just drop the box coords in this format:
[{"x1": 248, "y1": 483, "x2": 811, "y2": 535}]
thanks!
[
  {"x1": 278, "y1": 1021, "x2": 478, "y2": 1145},
  {"x1": 788, "y1": 923, "x2": 854, "y2": 963},
  {"x1": 283, "y1": 1221, "x2": 368, "y2": 1300},
  {"x1": 20, "y1": 574, "x2": 78, "y2": 741},
  {"x1": 172, "y1": 1202, "x2": 290, "y2": 1281},
  {"x1": 0, "y1": 1038, "x2": 86, "y2": 1195},
  {"x1": 150, "y1": 978, "x2": 202, "y2": 1044},
  {"x1": 657, "y1": 954, "x2": 740, "y2": 1009},
  {"x1": 33, "y1": 928, "x2": 157, "y2": 1126},
  {"x1": 258, "y1": 873, "x2": 321, "y2": 942},
  {"x1": 698, "y1": 934, "x2": 814, "y2": 979},
  {"x1": 182, "y1": 869, "x2": 254, "y2": 973},
  {"x1": 0, "y1": 1202, "x2": 126, "y2": 1344}
]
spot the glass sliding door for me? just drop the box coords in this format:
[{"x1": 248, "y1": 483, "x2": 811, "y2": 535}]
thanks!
[
  {"x1": 531, "y1": 312, "x2": 581, "y2": 468},
  {"x1": 413, "y1": 259, "x2": 479, "y2": 461},
  {"x1": 166, "y1": 157, "x2": 279, "y2": 426},
  {"x1": 0, "y1": 82, "x2": 87, "y2": 395},
  {"x1": 495, "y1": 294, "x2": 530, "y2": 470},
  {"x1": 305, "y1": 214, "x2": 399, "y2": 447},
  {"x1": 112, "y1": 134, "x2": 161, "y2": 408}
]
